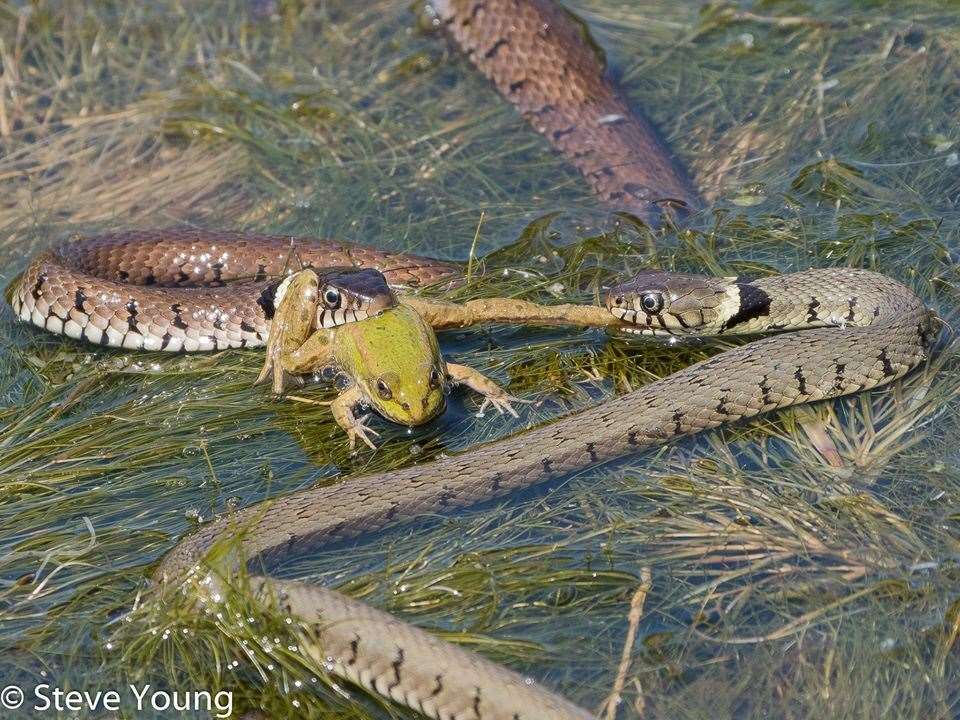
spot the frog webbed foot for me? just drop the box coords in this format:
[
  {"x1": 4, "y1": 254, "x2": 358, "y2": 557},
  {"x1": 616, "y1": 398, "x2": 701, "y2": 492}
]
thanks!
[
  {"x1": 344, "y1": 413, "x2": 381, "y2": 451},
  {"x1": 478, "y1": 394, "x2": 521, "y2": 418},
  {"x1": 331, "y1": 385, "x2": 381, "y2": 451}
]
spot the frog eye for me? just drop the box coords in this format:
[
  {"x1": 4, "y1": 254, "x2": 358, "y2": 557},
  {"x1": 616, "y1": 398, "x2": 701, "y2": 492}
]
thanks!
[
  {"x1": 376, "y1": 378, "x2": 392, "y2": 400},
  {"x1": 323, "y1": 286, "x2": 341, "y2": 309},
  {"x1": 429, "y1": 366, "x2": 443, "y2": 388}
]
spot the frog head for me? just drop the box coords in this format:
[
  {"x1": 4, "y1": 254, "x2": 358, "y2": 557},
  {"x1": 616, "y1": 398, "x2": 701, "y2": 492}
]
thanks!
[{"x1": 333, "y1": 303, "x2": 446, "y2": 426}]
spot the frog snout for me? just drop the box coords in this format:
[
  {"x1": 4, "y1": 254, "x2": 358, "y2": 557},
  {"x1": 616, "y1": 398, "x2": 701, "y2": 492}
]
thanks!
[
  {"x1": 371, "y1": 373, "x2": 444, "y2": 426},
  {"x1": 395, "y1": 383, "x2": 445, "y2": 425}
]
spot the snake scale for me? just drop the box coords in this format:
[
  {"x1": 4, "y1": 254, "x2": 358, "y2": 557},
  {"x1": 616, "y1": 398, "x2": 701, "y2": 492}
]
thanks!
[
  {"x1": 7, "y1": 0, "x2": 935, "y2": 718},
  {"x1": 10, "y1": 228, "x2": 459, "y2": 352},
  {"x1": 428, "y1": 0, "x2": 698, "y2": 217}
]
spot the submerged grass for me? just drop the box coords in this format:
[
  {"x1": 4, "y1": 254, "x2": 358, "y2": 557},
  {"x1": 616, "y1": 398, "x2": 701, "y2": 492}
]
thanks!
[{"x1": 1, "y1": 0, "x2": 959, "y2": 718}]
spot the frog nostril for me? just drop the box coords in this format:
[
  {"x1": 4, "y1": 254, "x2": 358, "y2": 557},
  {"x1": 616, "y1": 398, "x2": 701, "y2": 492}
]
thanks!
[{"x1": 401, "y1": 401, "x2": 410, "y2": 411}]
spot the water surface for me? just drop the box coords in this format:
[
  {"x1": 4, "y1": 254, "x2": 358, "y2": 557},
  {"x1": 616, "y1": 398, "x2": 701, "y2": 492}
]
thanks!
[{"x1": 0, "y1": 1, "x2": 958, "y2": 717}]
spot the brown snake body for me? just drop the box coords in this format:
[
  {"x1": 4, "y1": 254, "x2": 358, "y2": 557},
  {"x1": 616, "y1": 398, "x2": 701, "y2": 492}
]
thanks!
[
  {"x1": 7, "y1": 1, "x2": 935, "y2": 718},
  {"x1": 11, "y1": 229, "x2": 458, "y2": 352},
  {"x1": 429, "y1": 0, "x2": 699, "y2": 217},
  {"x1": 12, "y1": 0, "x2": 697, "y2": 347}
]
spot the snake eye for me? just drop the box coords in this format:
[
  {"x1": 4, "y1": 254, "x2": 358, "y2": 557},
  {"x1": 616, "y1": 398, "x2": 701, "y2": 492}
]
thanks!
[
  {"x1": 640, "y1": 292, "x2": 663, "y2": 313},
  {"x1": 376, "y1": 378, "x2": 392, "y2": 400},
  {"x1": 613, "y1": 295, "x2": 625, "y2": 306},
  {"x1": 323, "y1": 287, "x2": 341, "y2": 308},
  {"x1": 429, "y1": 366, "x2": 443, "y2": 389}
]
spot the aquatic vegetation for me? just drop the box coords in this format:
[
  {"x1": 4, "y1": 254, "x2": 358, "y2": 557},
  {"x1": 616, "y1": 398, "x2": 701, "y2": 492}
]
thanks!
[{"x1": 1, "y1": 0, "x2": 958, "y2": 717}]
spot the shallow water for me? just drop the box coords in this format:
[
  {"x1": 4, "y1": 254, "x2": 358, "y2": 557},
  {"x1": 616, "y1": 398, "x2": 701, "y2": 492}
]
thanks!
[{"x1": 1, "y1": 0, "x2": 959, "y2": 718}]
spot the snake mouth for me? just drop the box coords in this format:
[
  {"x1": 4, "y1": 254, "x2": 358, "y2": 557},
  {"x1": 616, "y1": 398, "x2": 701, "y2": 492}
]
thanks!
[
  {"x1": 608, "y1": 305, "x2": 681, "y2": 338},
  {"x1": 608, "y1": 304, "x2": 673, "y2": 335},
  {"x1": 317, "y1": 307, "x2": 371, "y2": 328},
  {"x1": 616, "y1": 325, "x2": 680, "y2": 340}
]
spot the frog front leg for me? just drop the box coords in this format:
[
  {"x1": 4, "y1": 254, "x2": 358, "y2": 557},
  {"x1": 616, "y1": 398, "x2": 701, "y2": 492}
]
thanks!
[
  {"x1": 256, "y1": 270, "x2": 323, "y2": 393},
  {"x1": 330, "y1": 384, "x2": 381, "y2": 450},
  {"x1": 287, "y1": 383, "x2": 379, "y2": 450},
  {"x1": 445, "y1": 362, "x2": 527, "y2": 418}
]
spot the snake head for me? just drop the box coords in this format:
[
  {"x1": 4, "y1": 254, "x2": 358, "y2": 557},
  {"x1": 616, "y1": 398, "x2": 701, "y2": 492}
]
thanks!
[
  {"x1": 605, "y1": 271, "x2": 737, "y2": 336},
  {"x1": 314, "y1": 268, "x2": 398, "y2": 329},
  {"x1": 270, "y1": 268, "x2": 398, "y2": 331}
]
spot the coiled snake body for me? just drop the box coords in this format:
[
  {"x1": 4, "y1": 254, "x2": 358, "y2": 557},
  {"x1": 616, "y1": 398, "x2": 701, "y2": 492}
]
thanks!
[
  {"x1": 10, "y1": 228, "x2": 458, "y2": 352},
  {"x1": 7, "y1": 0, "x2": 935, "y2": 718}
]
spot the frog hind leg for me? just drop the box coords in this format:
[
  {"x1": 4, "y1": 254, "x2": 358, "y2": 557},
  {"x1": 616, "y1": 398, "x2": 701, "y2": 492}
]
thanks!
[
  {"x1": 256, "y1": 269, "x2": 323, "y2": 394},
  {"x1": 445, "y1": 362, "x2": 529, "y2": 418}
]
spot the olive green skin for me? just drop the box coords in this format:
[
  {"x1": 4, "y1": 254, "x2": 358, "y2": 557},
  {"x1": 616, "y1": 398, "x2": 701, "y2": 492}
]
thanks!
[{"x1": 332, "y1": 304, "x2": 447, "y2": 426}]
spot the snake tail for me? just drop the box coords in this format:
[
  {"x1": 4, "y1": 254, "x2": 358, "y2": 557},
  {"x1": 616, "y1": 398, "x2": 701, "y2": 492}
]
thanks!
[
  {"x1": 248, "y1": 577, "x2": 593, "y2": 719},
  {"x1": 429, "y1": 0, "x2": 700, "y2": 219}
]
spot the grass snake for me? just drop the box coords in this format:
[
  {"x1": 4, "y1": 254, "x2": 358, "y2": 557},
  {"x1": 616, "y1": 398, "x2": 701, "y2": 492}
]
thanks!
[{"x1": 7, "y1": 0, "x2": 936, "y2": 718}]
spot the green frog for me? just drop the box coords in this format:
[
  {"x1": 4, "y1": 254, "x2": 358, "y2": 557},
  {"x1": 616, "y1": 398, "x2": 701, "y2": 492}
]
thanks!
[{"x1": 255, "y1": 268, "x2": 520, "y2": 449}]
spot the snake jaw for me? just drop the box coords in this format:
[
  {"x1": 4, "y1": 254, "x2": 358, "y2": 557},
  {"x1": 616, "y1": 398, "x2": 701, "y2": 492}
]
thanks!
[
  {"x1": 318, "y1": 307, "x2": 370, "y2": 329},
  {"x1": 606, "y1": 271, "x2": 742, "y2": 335},
  {"x1": 265, "y1": 268, "x2": 400, "y2": 332},
  {"x1": 617, "y1": 324, "x2": 676, "y2": 338}
]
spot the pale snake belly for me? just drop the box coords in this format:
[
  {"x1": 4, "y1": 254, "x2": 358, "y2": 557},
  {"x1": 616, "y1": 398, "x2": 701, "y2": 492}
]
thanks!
[{"x1": 6, "y1": 0, "x2": 937, "y2": 718}]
